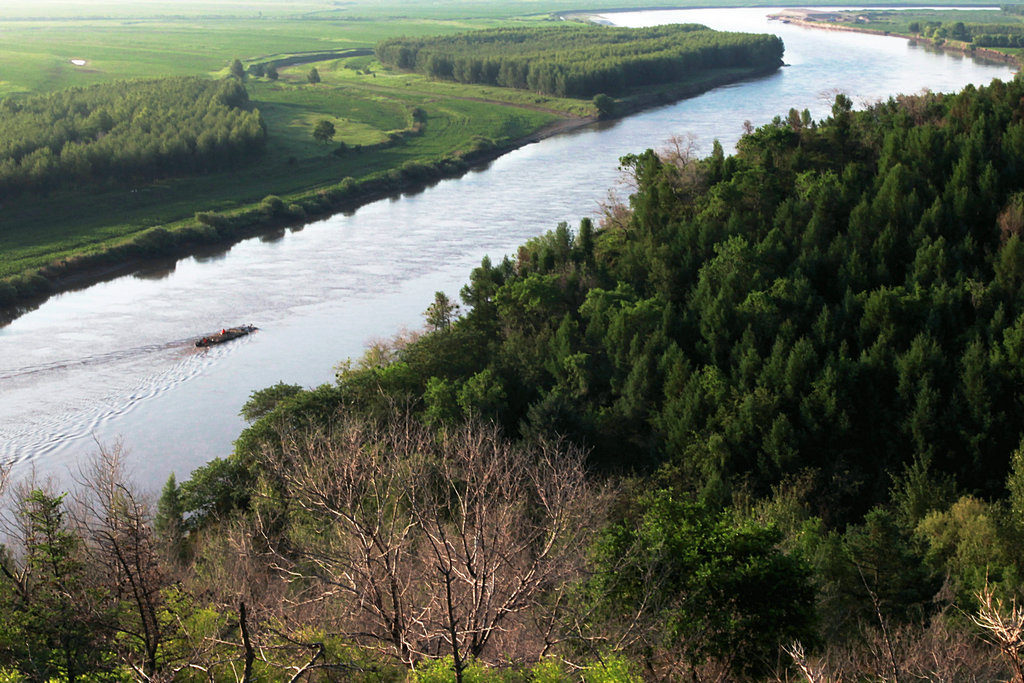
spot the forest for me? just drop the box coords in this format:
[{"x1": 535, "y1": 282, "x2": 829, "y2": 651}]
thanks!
[
  {"x1": 7, "y1": 75, "x2": 1024, "y2": 680},
  {"x1": 375, "y1": 24, "x2": 784, "y2": 98},
  {"x1": 0, "y1": 78, "x2": 265, "y2": 200}
]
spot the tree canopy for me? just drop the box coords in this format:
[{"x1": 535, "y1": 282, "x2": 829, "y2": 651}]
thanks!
[
  {"x1": 376, "y1": 24, "x2": 783, "y2": 98},
  {"x1": 0, "y1": 77, "x2": 264, "y2": 200}
]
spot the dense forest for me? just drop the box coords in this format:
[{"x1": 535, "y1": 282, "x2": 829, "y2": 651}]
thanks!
[
  {"x1": 0, "y1": 78, "x2": 265, "y2": 200},
  {"x1": 375, "y1": 24, "x2": 784, "y2": 98},
  {"x1": 7, "y1": 77, "x2": 1024, "y2": 680}
]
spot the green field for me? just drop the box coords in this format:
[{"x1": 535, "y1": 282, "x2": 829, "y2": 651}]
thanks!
[
  {"x1": 1, "y1": 0, "x2": 1005, "y2": 95},
  {"x1": 0, "y1": 0, "x2": 789, "y2": 304},
  {"x1": 0, "y1": 1, "x2": 585, "y2": 288},
  {"x1": 0, "y1": 55, "x2": 563, "y2": 280}
]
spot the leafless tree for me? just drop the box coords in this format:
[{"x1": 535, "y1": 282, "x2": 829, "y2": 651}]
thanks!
[
  {"x1": 255, "y1": 415, "x2": 596, "y2": 681},
  {"x1": 597, "y1": 188, "x2": 632, "y2": 232},
  {"x1": 775, "y1": 614, "x2": 1006, "y2": 683},
  {"x1": 971, "y1": 584, "x2": 1024, "y2": 682},
  {"x1": 784, "y1": 641, "x2": 841, "y2": 683},
  {"x1": 408, "y1": 423, "x2": 591, "y2": 680},
  {"x1": 72, "y1": 444, "x2": 172, "y2": 680},
  {"x1": 256, "y1": 418, "x2": 423, "y2": 667}
]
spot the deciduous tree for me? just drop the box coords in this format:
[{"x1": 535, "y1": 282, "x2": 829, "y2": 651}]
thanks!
[
  {"x1": 312, "y1": 119, "x2": 335, "y2": 145},
  {"x1": 255, "y1": 416, "x2": 596, "y2": 681}
]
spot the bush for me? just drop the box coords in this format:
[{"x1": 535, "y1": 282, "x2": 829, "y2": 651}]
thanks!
[
  {"x1": 593, "y1": 93, "x2": 616, "y2": 118},
  {"x1": 259, "y1": 194, "x2": 285, "y2": 217},
  {"x1": 414, "y1": 657, "x2": 521, "y2": 683},
  {"x1": 195, "y1": 210, "x2": 226, "y2": 228},
  {"x1": 582, "y1": 656, "x2": 642, "y2": 683},
  {"x1": 131, "y1": 227, "x2": 176, "y2": 256},
  {"x1": 0, "y1": 280, "x2": 17, "y2": 306}
]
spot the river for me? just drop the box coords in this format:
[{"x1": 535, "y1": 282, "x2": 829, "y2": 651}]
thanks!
[{"x1": 0, "y1": 7, "x2": 1015, "y2": 491}]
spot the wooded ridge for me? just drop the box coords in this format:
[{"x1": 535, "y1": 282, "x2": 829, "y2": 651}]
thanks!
[{"x1": 3, "y1": 78, "x2": 1020, "y2": 681}]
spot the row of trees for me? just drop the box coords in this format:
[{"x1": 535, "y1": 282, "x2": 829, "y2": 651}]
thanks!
[
  {"x1": 376, "y1": 24, "x2": 783, "y2": 98},
  {"x1": 906, "y1": 17, "x2": 1024, "y2": 46},
  {"x1": 0, "y1": 77, "x2": 265, "y2": 199}
]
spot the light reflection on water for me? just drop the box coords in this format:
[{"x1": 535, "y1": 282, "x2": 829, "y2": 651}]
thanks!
[{"x1": 0, "y1": 7, "x2": 1015, "y2": 491}]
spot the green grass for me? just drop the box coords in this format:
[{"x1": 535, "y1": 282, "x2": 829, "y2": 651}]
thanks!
[
  {"x1": 0, "y1": 0, "x2": 1004, "y2": 22},
  {"x1": 0, "y1": 54, "x2": 566, "y2": 280},
  {"x1": 0, "y1": 0, "x2": 779, "y2": 291},
  {"x1": 0, "y1": 16, "x2": 538, "y2": 97}
]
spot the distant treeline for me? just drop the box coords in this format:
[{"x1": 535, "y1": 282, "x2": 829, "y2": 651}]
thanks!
[
  {"x1": 909, "y1": 17, "x2": 1024, "y2": 46},
  {"x1": 376, "y1": 24, "x2": 784, "y2": 98},
  {"x1": 0, "y1": 78, "x2": 265, "y2": 200}
]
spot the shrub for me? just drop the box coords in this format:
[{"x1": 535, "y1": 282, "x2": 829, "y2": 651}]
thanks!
[{"x1": 259, "y1": 194, "x2": 285, "y2": 217}]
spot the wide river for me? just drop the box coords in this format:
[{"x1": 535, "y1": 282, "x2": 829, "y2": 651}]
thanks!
[{"x1": 0, "y1": 7, "x2": 1015, "y2": 491}]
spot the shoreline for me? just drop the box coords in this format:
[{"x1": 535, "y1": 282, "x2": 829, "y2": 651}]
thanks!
[
  {"x1": 768, "y1": 11, "x2": 1023, "y2": 68},
  {"x1": 0, "y1": 63, "x2": 779, "y2": 327}
]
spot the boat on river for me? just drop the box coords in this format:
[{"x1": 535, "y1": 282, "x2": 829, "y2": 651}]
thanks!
[{"x1": 195, "y1": 325, "x2": 257, "y2": 347}]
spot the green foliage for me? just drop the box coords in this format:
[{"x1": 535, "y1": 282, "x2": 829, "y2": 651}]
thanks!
[
  {"x1": 581, "y1": 656, "x2": 642, "y2": 683},
  {"x1": 0, "y1": 491, "x2": 116, "y2": 681},
  {"x1": 917, "y1": 496, "x2": 1016, "y2": 598},
  {"x1": 0, "y1": 77, "x2": 264, "y2": 199},
  {"x1": 587, "y1": 491, "x2": 814, "y2": 676},
  {"x1": 313, "y1": 119, "x2": 336, "y2": 144},
  {"x1": 154, "y1": 473, "x2": 186, "y2": 559},
  {"x1": 593, "y1": 93, "x2": 616, "y2": 118},
  {"x1": 837, "y1": 508, "x2": 937, "y2": 625},
  {"x1": 229, "y1": 58, "x2": 246, "y2": 80},
  {"x1": 178, "y1": 456, "x2": 253, "y2": 527},
  {"x1": 240, "y1": 381, "x2": 304, "y2": 422},
  {"x1": 307, "y1": 67, "x2": 321, "y2": 84},
  {"x1": 377, "y1": 24, "x2": 783, "y2": 98},
  {"x1": 425, "y1": 290, "x2": 461, "y2": 331}
]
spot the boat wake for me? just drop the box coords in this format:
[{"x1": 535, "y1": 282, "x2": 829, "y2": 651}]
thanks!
[
  {"x1": 0, "y1": 336, "x2": 250, "y2": 468},
  {"x1": 0, "y1": 338, "x2": 196, "y2": 383}
]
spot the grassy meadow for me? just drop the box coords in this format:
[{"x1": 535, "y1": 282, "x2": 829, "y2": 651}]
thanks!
[
  {"x1": 0, "y1": 0, "x2": 796, "y2": 297},
  {"x1": 0, "y1": 1, "x2": 582, "y2": 285},
  {"x1": 0, "y1": 54, "x2": 563, "y2": 279}
]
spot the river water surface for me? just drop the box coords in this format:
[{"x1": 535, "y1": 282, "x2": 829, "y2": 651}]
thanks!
[{"x1": 0, "y1": 7, "x2": 1016, "y2": 490}]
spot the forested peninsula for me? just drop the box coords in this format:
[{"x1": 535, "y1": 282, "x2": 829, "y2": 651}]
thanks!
[
  {"x1": 7, "y1": 74, "x2": 1024, "y2": 680},
  {"x1": 376, "y1": 24, "x2": 784, "y2": 98}
]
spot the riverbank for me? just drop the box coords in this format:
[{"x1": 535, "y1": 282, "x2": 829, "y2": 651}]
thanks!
[
  {"x1": 0, "y1": 62, "x2": 779, "y2": 326},
  {"x1": 768, "y1": 9, "x2": 1023, "y2": 68}
]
